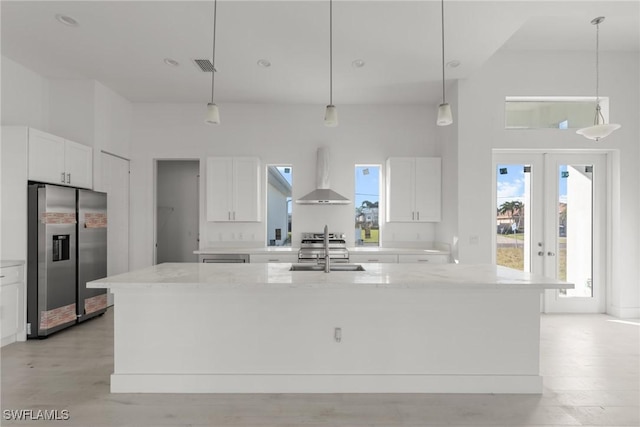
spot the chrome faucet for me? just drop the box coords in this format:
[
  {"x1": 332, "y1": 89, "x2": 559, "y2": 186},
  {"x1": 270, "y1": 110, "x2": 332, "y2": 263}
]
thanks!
[{"x1": 323, "y1": 224, "x2": 330, "y2": 273}]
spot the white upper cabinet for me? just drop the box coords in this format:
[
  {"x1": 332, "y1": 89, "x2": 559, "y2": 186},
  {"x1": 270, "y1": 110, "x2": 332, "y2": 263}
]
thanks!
[
  {"x1": 64, "y1": 140, "x2": 93, "y2": 189},
  {"x1": 28, "y1": 128, "x2": 93, "y2": 189},
  {"x1": 206, "y1": 157, "x2": 260, "y2": 222},
  {"x1": 386, "y1": 157, "x2": 441, "y2": 222}
]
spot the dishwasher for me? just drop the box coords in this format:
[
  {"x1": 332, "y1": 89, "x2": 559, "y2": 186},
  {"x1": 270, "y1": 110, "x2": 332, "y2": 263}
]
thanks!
[{"x1": 198, "y1": 254, "x2": 250, "y2": 263}]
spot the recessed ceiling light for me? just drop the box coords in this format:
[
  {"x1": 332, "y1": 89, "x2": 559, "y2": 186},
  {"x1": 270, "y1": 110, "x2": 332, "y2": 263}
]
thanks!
[
  {"x1": 257, "y1": 59, "x2": 271, "y2": 68},
  {"x1": 164, "y1": 58, "x2": 180, "y2": 67},
  {"x1": 446, "y1": 60, "x2": 461, "y2": 68},
  {"x1": 55, "y1": 14, "x2": 79, "y2": 27},
  {"x1": 352, "y1": 59, "x2": 365, "y2": 68}
]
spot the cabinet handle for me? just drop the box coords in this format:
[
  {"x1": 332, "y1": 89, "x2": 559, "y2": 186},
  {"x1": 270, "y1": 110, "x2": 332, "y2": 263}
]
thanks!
[
  {"x1": 412, "y1": 212, "x2": 415, "y2": 220},
  {"x1": 61, "y1": 172, "x2": 66, "y2": 183},
  {"x1": 417, "y1": 211, "x2": 420, "y2": 220},
  {"x1": 66, "y1": 173, "x2": 71, "y2": 184},
  {"x1": 418, "y1": 259, "x2": 430, "y2": 262},
  {"x1": 0, "y1": 275, "x2": 5, "y2": 278},
  {"x1": 368, "y1": 259, "x2": 379, "y2": 262},
  {"x1": 233, "y1": 212, "x2": 236, "y2": 220},
  {"x1": 268, "y1": 259, "x2": 279, "y2": 262},
  {"x1": 228, "y1": 212, "x2": 231, "y2": 220}
]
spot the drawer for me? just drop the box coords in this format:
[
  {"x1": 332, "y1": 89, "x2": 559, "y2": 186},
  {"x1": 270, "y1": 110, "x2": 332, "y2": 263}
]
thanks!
[
  {"x1": 0, "y1": 266, "x2": 21, "y2": 286},
  {"x1": 349, "y1": 254, "x2": 398, "y2": 264},
  {"x1": 398, "y1": 254, "x2": 449, "y2": 264},
  {"x1": 250, "y1": 254, "x2": 298, "y2": 263}
]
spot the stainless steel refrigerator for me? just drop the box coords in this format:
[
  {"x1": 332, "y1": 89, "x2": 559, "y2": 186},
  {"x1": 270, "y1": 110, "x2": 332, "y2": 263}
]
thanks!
[{"x1": 27, "y1": 184, "x2": 107, "y2": 338}]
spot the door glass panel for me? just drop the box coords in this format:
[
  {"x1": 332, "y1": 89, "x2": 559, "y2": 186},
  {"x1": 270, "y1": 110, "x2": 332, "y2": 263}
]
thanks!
[
  {"x1": 496, "y1": 164, "x2": 531, "y2": 272},
  {"x1": 558, "y1": 164, "x2": 593, "y2": 297},
  {"x1": 355, "y1": 165, "x2": 380, "y2": 246},
  {"x1": 267, "y1": 166, "x2": 293, "y2": 246}
]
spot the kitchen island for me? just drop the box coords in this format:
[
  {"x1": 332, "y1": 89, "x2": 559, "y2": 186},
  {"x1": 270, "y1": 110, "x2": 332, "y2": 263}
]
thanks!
[{"x1": 89, "y1": 262, "x2": 571, "y2": 394}]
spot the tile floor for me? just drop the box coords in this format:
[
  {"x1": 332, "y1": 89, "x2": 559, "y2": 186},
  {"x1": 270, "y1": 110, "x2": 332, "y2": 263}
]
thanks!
[{"x1": 1, "y1": 310, "x2": 638, "y2": 426}]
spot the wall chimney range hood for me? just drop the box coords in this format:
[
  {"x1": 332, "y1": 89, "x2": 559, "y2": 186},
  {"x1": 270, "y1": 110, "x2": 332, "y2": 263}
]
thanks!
[{"x1": 296, "y1": 147, "x2": 350, "y2": 205}]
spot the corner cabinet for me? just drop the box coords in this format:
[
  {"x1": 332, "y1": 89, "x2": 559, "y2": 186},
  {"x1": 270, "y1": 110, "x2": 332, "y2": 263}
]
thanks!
[
  {"x1": 386, "y1": 157, "x2": 441, "y2": 222},
  {"x1": 206, "y1": 157, "x2": 261, "y2": 222},
  {"x1": 27, "y1": 128, "x2": 93, "y2": 189}
]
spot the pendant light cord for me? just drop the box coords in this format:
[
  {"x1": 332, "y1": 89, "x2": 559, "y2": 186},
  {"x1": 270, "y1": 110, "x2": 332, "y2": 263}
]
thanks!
[
  {"x1": 595, "y1": 20, "x2": 599, "y2": 105},
  {"x1": 441, "y1": 0, "x2": 446, "y2": 104},
  {"x1": 329, "y1": 0, "x2": 333, "y2": 106},
  {"x1": 210, "y1": 0, "x2": 217, "y2": 104}
]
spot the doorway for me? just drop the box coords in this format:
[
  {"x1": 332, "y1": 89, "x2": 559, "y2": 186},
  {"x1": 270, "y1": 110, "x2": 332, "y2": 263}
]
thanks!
[
  {"x1": 155, "y1": 160, "x2": 200, "y2": 263},
  {"x1": 493, "y1": 151, "x2": 607, "y2": 313}
]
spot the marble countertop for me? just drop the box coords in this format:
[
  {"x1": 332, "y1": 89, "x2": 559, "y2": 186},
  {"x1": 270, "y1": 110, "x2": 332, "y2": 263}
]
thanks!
[
  {"x1": 195, "y1": 247, "x2": 450, "y2": 255},
  {"x1": 0, "y1": 260, "x2": 25, "y2": 268},
  {"x1": 89, "y1": 262, "x2": 572, "y2": 291}
]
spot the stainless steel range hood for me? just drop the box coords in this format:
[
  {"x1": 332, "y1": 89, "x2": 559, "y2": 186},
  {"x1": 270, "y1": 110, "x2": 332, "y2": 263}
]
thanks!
[{"x1": 296, "y1": 147, "x2": 350, "y2": 205}]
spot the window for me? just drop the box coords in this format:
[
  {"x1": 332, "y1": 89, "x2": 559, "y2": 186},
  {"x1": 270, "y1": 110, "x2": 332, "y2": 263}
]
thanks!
[
  {"x1": 266, "y1": 166, "x2": 292, "y2": 246},
  {"x1": 505, "y1": 96, "x2": 608, "y2": 130},
  {"x1": 355, "y1": 165, "x2": 380, "y2": 246}
]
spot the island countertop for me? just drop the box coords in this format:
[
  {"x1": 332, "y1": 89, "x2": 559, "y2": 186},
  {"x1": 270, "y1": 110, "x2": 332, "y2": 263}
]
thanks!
[{"x1": 88, "y1": 262, "x2": 572, "y2": 290}]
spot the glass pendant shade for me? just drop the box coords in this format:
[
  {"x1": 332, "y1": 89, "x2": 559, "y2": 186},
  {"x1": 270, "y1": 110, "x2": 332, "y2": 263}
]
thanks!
[
  {"x1": 576, "y1": 123, "x2": 621, "y2": 141},
  {"x1": 324, "y1": 105, "x2": 338, "y2": 127},
  {"x1": 437, "y1": 103, "x2": 453, "y2": 126},
  {"x1": 205, "y1": 103, "x2": 220, "y2": 125}
]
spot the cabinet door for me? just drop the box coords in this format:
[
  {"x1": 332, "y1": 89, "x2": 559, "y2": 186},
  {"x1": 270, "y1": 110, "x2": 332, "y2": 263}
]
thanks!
[
  {"x1": 65, "y1": 140, "x2": 93, "y2": 189},
  {"x1": 414, "y1": 157, "x2": 441, "y2": 222},
  {"x1": 1, "y1": 284, "x2": 19, "y2": 343},
  {"x1": 206, "y1": 157, "x2": 233, "y2": 221},
  {"x1": 232, "y1": 157, "x2": 261, "y2": 222},
  {"x1": 386, "y1": 158, "x2": 415, "y2": 222},
  {"x1": 28, "y1": 129, "x2": 66, "y2": 184}
]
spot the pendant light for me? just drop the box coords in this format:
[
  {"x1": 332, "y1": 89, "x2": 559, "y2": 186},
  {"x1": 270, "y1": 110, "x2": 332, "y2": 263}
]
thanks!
[
  {"x1": 436, "y1": 0, "x2": 453, "y2": 126},
  {"x1": 324, "y1": 0, "x2": 338, "y2": 127},
  {"x1": 576, "y1": 17, "x2": 621, "y2": 141},
  {"x1": 205, "y1": 0, "x2": 220, "y2": 125}
]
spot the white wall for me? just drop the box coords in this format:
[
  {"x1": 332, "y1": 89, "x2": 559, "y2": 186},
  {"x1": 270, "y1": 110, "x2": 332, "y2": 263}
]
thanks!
[
  {"x1": 129, "y1": 103, "x2": 439, "y2": 269},
  {"x1": 457, "y1": 50, "x2": 639, "y2": 317},
  {"x1": 1, "y1": 56, "x2": 49, "y2": 129}
]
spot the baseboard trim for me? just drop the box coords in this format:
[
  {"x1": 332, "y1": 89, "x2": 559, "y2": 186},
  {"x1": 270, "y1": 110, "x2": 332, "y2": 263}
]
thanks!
[
  {"x1": 111, "y1": 373, "x2": 543, "y2": 394},
  {"x1": 608, "y1": 306, "x2": 640, "y2": 319}
]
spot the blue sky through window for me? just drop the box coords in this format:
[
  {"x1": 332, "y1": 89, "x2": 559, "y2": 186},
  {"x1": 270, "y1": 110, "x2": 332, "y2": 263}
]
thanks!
[
  {"x1": 355, "y1": 166, "x2": 380, "y2": 207},
  {"x1": 497, "y1": 164, "x2": 567, "y2": 207}
]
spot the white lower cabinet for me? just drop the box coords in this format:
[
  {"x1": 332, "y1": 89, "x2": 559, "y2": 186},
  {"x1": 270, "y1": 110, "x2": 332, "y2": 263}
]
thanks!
[
  {"x1": 398, "y1": 254, "x2": 449, "y2": 264},
  {"x1": 250, "y1": 254, "x2": 298, "y2": 263},
  {"x1": 349, "y1": 254, "x2": 398, "y2": 263},
  {"x1": 1, "y1": 264, "x2": 26, "y2": 347}
]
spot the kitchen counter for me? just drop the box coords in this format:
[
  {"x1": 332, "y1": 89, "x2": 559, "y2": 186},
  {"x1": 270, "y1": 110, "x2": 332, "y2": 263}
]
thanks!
[
  {"x1": 90, "y1": 262, "x2": 571, "y2": 394},
  {"x1": 90, "y1": 262, "x2": 568, "y2": 290},
  {"x1": 194, "y1": 246, "x2": 451, "y2": 256}
]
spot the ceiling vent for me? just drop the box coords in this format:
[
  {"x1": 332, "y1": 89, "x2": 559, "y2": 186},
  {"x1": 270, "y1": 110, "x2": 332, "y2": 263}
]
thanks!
[{"x1": 193, "y1": 59, "x2": 217, "y2": 73}]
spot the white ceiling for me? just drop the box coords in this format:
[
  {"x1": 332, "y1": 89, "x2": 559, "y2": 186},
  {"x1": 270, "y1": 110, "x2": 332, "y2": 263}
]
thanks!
[{"x1": 2, "y1": 1, "x2": 638, "y2": 105}]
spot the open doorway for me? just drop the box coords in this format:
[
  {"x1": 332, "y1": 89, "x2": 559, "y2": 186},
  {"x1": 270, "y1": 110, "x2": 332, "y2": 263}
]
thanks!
[{"x1": 156, "y1": 160, "x2": 200, "y2": 263}]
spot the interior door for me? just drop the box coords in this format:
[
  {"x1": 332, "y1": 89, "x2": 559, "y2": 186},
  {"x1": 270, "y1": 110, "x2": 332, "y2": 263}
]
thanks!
[
  {"x1": 101, "y1": 152, "x2": 130, "y2": 306},
  {"x1": 494, "y1": 151, "x2": 606, "y2": 313}
]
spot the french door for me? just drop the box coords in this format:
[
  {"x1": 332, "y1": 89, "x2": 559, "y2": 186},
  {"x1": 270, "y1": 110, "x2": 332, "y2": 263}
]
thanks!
[{"x1": 493, "y1": 151, "x2": 607, "y2": 313}]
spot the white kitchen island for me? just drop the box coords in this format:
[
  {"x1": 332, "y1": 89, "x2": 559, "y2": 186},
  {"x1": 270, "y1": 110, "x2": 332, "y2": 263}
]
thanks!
[{"x1": 89, "y1": 263, "x2": 571, "y2": 394}]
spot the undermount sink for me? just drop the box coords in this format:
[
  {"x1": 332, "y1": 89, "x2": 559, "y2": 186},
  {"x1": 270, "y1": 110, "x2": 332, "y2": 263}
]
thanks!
[{"x1": 289, "y1": 264, "x2": 365, "y2": 272}]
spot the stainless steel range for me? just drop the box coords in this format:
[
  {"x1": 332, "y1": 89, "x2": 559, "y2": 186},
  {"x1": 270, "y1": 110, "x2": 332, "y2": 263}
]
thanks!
[{"x1": 298, "y1": 231, "x2": 349, "y2": 263}]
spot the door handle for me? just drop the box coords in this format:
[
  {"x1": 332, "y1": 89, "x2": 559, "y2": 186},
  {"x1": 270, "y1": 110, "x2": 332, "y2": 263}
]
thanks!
[
  {"x1": 538, "y1": 251, "x2": 544, "y2": 256},
  {"x1": 547, "y1": 252, "x2": 555, "y2": 256}
]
